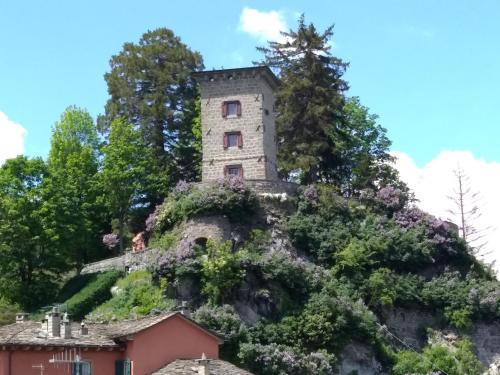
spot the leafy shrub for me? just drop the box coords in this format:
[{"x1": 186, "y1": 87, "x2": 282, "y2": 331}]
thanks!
[
  {"x1": 201, "y1": 240, "x2": 245, "y2": 304},
  {"x1": 87, "y1": 271, "x2": 174, "y2": 321},
  {"x1": 148, "y1": 227, "x2": 181, "y2": 250},
  {"x1": 155, "y1": 177, "x2": 257, "y2": 231},
  {"x1": 0, "y1": 297, "x2": 19, "y2": 326},
  {"x1": 239, "y1": 343, "x2": 336, "y2": 375},
  {"x1": 392, "y1": 338, "x2": 483, "y2": 375},
  {"x1": 57, "y1": 273, "x2": 99, "y2": 302},
  {"x1": 63, "y1": 271, "x2": 122, "y2": 320},
  {"x1": 157, "y1": 238, "x2": 202, "y2": 279},
  {"x1": 193, "y1": 304, "x2": 246, "y2": 361}
]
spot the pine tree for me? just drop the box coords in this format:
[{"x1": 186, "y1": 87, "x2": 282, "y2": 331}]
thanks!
[{"x1": 258, "y1": 15, "x2": 349, "y2": 184}]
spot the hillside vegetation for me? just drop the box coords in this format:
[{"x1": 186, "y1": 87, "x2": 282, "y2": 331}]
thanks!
[
  {"x1": 79, "y1": 180, "x2": 495, "y2": 374},
  {"x1": 0, "y1": 15, "x2": 497, "y2": 375}
]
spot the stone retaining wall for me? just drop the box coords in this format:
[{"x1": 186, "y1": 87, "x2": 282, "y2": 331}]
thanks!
[{"x1": 81, "y1": 216, "x2": 233, "y2": 275}]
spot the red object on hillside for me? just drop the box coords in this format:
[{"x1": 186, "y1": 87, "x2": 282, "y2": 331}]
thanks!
[
  {"x1": 0, "y1": 310, "x2": 224, "y2": 375},
  {"x1": 132, "y1": 232, "x2": 147, "y2": 253}
]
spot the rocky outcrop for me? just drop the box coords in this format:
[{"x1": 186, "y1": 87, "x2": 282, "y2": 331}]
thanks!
[{"x1": 339, "y1": 342, "x2": 385, "y2": 375}]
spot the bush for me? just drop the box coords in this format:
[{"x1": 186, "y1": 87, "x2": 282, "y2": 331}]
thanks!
[
  {"x1": 201, "y1": 240, "x2": 245, "y2": 304},
  {"x1": 239, "y1": 343, "x2": 336, "y2": 375},
  {"x1": 155, "y1": 177, "x2": 258, "y2": 231},
  {"x1": 63, "y1": 271, "x2": 122, "y2": 320},
  {"x1": 57, "y1": 273, "x2": 99, "y2": 302},
  {"x1": 193, "y1": 304, "x2": 247, "y2": 361},
  {"x1": 0, "y1": 297, "x2": 19, "y2": 326},
  {"x1": 392, "y1": 338, "x2": 483, "y2": 375},
  {"x1": 87, "y1": 271, "x2": 174, "y2": 322}
]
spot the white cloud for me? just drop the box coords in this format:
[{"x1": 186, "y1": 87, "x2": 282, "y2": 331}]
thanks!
[
  {"x1": 393, "y1": 150, "x2": 500, "y2": 271},
  {"x1": 238, "y1": 7, "x2": 288, "y2": 42},
  {"x1": 0, "y1": 111, "x2": 27, "y2": 165}
]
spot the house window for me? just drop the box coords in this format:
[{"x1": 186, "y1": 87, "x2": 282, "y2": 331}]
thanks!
[
  {"x1": 72, "y1": 362, "x2": 92, "y2": 375},
  {"x1": 115, "y1": 360, "x2": 132, "y2": 375},
  {"x1": 222, "y1": 101, "x2": 241, "y2": 118},
  {"x1": 223, "y1": 132, "x2": 243, "y2": 148},
  {"x1": 224, "y1": 164, "x2": 243, "y2": 178}
]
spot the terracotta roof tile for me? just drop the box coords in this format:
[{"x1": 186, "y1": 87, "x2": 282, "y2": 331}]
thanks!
[
  {"x1": 152, "y1": 359, "x2": 254, "y2": 375},
  {"x1": 0, "y1": 312, "x2": 218, "y2": 348}
]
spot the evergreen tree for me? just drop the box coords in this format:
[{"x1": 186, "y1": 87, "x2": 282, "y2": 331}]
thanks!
[
  {"x1": 45, "y1": 107, "x2": 106, "y2": 268},
  {"x1": 258, "y1": 15, "x2": 349, "y2": 184},
  {"x1": 99, "y1": 28, "x2": 204, "y2": 198}
]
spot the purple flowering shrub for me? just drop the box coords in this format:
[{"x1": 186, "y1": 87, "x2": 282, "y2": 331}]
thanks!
[
  {"x1": 157, "y1": 238, "x2": 200, "y2": 278},
  {"x1": 394, "y1": 207, "x2": 460, "y2": 255},
  {"x1": 154, "y1": 177, "x2": 257, "y2": 231},
  {"x1": 360, "y1": 185, "x2": 408, "y2": 214},
  {"x1": 303, "y1": 184, "x2": 319, "y2": 205},
  {"x1": 238, "y1": 343, "x2": 336, "y2": 375},
  {"x1": 192, "y1": 304, "x2": 246, "y2": 343},
  {"x1": 102, "y1": 233, "x2": 119, "y2": 250},
  {"x1": 172, "y1": 179, "x2": 192, "y2": 196}
]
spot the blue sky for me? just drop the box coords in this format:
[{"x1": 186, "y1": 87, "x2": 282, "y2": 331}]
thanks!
[
  {"x1": 0, "y1": 0, "x2": 499, "y2": 166},
  {"x1": 1, "y1": 1, "x2": 499, "y2": 266}
]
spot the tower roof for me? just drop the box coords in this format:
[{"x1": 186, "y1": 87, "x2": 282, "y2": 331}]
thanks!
[{"x1": 192, "y1": 66, "x2": 280, "y2": 90}]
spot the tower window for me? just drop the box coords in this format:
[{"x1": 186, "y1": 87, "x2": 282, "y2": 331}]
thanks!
[
  {"x1": 224, "y1": 164, "x2": 243, "y2": 177},
  {"x1": 222, "y1": 101, "x2": 241, "y2": 118},
  {"x1": 223, "y1": 132, "x2": 243, "y2": 148}
]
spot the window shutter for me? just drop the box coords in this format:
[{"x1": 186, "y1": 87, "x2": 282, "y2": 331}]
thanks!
[
  {"x1": 237, "y1": 133, "x2": 243, "y2": 148},
  {"x1": 221, "y1": 102, "x2": 227, "y2": 118},
  {"x1": 236, "y1": 101, "x2": 242, "y2": 117},
  {"x1": 238, "y1": 166, "x2": 244, "y2": 178},
  {"x1": 223, "y1": 133, "x2": 228, "y2": 148},
  {"x1": 223, "y1": 165, "x2": 228, "y2": 176},
  {"x1": 115, "y1": 361, "x2": 124, "y2": 375}
]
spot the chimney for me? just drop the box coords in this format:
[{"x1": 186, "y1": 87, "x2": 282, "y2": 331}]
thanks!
[
  {"x1": 15, "y1": 312, "x2": 30, "y2": 323},
  {"x1": 47, "y1": 306, "x2": 61, "y2": 337},
  {"x1": 180, "y1": 301, "x2": 191, "y2": 319},
  {"x1": 197, "y1": 353, "x2": 210, "y2": 375},
  {"x1": 80, "y1": 321, "x2": 89, "y2": 336},
  {"x1": 61, "y1": 312, "x2": 71, "y2": 339}
]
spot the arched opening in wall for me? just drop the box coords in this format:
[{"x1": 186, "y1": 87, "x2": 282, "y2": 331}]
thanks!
[{"x1": 193, "y1": 237, "x2": 208, "y2": 255}]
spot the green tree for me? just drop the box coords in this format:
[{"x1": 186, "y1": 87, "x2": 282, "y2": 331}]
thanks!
[
  {"x1": 258, "y1": 15, "x2": 349, "y2": 184},
  {"x1": 100, "y1": 119, "x2": 152, "y2": 253},
  {"x1": 99, "y1": 28, "x2": 204, "y2": 197},
  {"x1": 44, "y1": 107, "x2": 105, "y2": 268},
  {"x1": 0, "y1": 156, "x2": 68, "y2": 308},
  {"x1": 341, "y1": 97, "x2": 395, "y2": 194}
]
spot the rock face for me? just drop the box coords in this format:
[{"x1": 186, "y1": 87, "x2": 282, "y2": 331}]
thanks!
[
  {"x1": 384, "y1": 307, "x2": 500, "y2": 368},
  {"x1": 383, "y1": 307, "x2": 438, "y2": 349},
  {"x1": 339, "y1": 342, "x2": 385, "y2": 375}
]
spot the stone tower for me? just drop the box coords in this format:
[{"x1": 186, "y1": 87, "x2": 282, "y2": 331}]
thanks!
[{"x1": 193, "y1": 66, "x2": 279, "y2": 181}]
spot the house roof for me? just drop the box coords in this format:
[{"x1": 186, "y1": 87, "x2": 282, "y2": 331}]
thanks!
[
  {"x1": 152, "y1": 359, "x2": 254, "y2": 375},
  {"x1": 0, "y1": 312, "x2": 222, "y2": 349}
]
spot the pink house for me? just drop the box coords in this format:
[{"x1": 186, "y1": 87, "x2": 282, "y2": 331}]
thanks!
[{"x1": 0, "y1": 309, "x2": 250, "y2": 375}]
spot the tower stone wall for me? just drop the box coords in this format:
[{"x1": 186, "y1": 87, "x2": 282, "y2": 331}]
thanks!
[{"x1": 193, "y1": 67, "x2": 279, "y2": 181}]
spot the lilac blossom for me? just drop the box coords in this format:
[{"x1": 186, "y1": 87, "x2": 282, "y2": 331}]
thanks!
[
  {"x1": 145, "y1": 204, "x2": 162, "y2": 233},
  {"x1": 102, "y1": 233, "x2": 119, "y2": 250},
  {"x1": 173, "y1": 179, "x2": 192, "y2": 195},
  {"x1": 303, "y1": 185, "x2": 319, "y2": 205}
]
